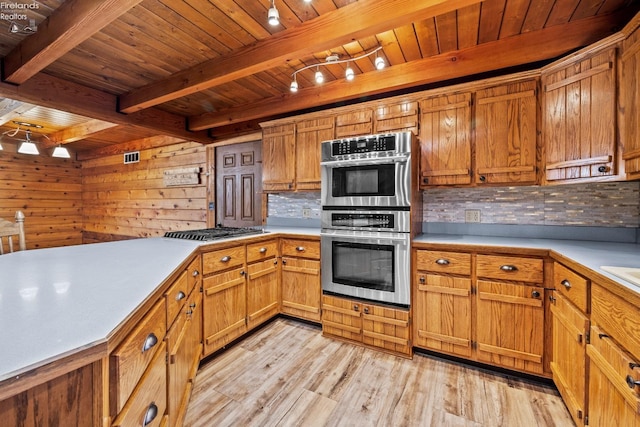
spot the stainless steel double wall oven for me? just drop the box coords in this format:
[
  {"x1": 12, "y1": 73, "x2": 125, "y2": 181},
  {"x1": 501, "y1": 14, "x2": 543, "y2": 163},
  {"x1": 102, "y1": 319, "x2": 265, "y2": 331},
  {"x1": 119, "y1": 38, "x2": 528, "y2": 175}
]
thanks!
[{"x1": 320, "y1": 132, "x2": 416, "y2": 307}]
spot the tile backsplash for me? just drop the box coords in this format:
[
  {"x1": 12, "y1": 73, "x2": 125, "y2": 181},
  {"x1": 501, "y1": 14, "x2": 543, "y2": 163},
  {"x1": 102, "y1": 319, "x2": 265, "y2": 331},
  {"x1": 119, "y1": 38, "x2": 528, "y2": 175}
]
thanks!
[{"x1": 267, "y1": 181, "x2": 640, "y2": 229}]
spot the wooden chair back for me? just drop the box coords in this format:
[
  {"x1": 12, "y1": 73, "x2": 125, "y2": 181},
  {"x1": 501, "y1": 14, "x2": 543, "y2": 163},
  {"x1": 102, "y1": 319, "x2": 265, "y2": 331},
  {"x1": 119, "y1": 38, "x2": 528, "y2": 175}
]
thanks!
[{"x1": 0, "y1": 211, "x2": 26, "y2": 254}]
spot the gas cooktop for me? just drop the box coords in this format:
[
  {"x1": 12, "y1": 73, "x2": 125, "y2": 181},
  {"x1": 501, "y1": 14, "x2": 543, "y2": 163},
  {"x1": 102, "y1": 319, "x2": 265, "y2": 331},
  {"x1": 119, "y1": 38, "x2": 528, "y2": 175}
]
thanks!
[{"x1": 164, "y1": 227, "x2": 265, "y2": 241}]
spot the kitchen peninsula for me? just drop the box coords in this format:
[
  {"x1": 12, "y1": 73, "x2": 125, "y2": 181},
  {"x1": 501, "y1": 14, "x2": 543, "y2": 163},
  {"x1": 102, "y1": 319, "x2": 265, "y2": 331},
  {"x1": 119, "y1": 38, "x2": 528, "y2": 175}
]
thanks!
[{"x1": 1, "y1": 228, "x2": 639, "y2": 426}]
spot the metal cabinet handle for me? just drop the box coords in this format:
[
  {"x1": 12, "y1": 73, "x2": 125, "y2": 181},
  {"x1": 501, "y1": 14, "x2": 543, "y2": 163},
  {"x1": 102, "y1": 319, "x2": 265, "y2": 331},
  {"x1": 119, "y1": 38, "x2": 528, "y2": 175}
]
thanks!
[
  {"x1": 282, "y1": 259, "x2": 287, "y2": 265},
  {"x1": 500, "y1": 265, "x2": 518, "y2": 272},
  {"x1": 240, "y1": 270, "x2": 246, "y2": 276},
  {"x1": 259, "y1": 247, "x2": 267, "y2": 253},
  {"x1": 435, "y1": 259, "x2": 450, "y2": 265},
  {"x1": 598, "y1": 165, "x2": 608, "y2": 173},
  {"x1": 186, "y1": 309, "x2": 193, "y2": 315},
  {"x1": 220, "y1": 255, "x2": 231, "y2": 262},
  {"x1": 175, "y1": 291, "x2": 186, "y2": 301},
  {"x1": 626, "y1": 375, "x2": 640, "y2": 389},
  {"x1": 143, "y1": 402, "x2": 158, "y2": 426},
  {"x1": 531, "y1": 290, "x2": 541, "y2": 298},
  {"x1": 419, "y1": 276, "x2": 426, "y2": 284},
  {"x1": 296, "y1": 246, "x2": 305, "y2": 252},
  {"x1": 192, "y1": 270, "x2": 199, "y2": 277},
  {"x1": 353, "y1": 304, "x2": 359, "y2": 312},
  {"x1": 142, "y1": 333, "x2": 158, "y2": 353},
  {"x1": 561, "y1": 279, "x2": 571, "y2": 289},
  {"x1": 363, "y1": 307, "x2": 370, "y2": 314}
]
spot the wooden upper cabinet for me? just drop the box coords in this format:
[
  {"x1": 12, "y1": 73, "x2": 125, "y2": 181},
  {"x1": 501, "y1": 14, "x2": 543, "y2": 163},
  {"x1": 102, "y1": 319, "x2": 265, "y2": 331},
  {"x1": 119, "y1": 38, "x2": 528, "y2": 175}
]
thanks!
[
  {"x1": 620, "y1": 24, "x2": 640, "y2": 178},
  {"x1": 373, "y1": 100, "x2": 419, "y2": 134},
  {"x1": 475, "y1": 80, "x2": 538, "y2": 185},
  {"x1": 542, "y1": 47, "x2": 617, "y2": 183},
  {"x1": 262, "y1": 123, "x2": 296, "y2": 191},
  {"x1": 295, "y1": 117, "x2": 334, "y2": 190},
  {"x1": 334, "y1": 108, "x2": 373, "y2": 138},
  {"x1": 419, "y1": 92, "x2": 472, "y2": 186}
]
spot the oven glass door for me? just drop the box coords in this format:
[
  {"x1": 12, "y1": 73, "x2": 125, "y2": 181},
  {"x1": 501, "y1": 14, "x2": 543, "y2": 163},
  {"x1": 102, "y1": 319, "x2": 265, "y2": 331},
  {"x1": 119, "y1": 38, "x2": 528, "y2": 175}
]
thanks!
[
  {"x1": 321, "y1": 230, "x2": 410, "y2": 307},
  {"x1": 331, "y1": 164, "x2": 396, "y2": 198},
  {"x1": 331, "y1": 241, "x2": 394, "y2": 292}
]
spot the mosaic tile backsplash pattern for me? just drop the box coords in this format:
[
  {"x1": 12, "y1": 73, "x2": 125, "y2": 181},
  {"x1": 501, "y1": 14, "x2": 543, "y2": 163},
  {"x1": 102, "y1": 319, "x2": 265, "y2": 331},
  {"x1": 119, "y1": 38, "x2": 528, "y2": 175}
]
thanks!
[{"x1": 268, "y1": 182, "x2": 640, "y2": 228}]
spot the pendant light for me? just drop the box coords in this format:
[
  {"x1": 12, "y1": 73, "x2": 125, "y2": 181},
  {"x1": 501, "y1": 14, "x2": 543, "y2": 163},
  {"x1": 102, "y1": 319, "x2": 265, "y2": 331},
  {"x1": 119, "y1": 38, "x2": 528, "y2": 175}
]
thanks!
[
  {"x1": 268, "y1": 0, "x2": 279, "y2": 26},
  {"x1": 17, "y1": 130, "x2": 39, "y2": 155},
  {"x1": 52, "y1": 146, "x2": 71, "y2": 158}
]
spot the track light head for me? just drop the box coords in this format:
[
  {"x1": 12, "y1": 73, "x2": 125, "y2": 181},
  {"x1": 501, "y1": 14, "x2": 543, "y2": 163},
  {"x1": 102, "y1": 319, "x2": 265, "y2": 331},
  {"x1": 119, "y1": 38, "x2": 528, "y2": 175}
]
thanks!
[
  {"x1": 268, "y1": 1, "x2": 279, "y2": 26},
  {"x1": 345, "y1": 65, "x2": 355, "y2": 81},
  {"x1": 314, "y1": 68, "x2": 324, "y2": 84},
  {"x1": 290, "y1": 79, "x2": 298, "y2": 92},
  {"x1": 375, "y1": 56, "x2": 385, "y2": 70}
]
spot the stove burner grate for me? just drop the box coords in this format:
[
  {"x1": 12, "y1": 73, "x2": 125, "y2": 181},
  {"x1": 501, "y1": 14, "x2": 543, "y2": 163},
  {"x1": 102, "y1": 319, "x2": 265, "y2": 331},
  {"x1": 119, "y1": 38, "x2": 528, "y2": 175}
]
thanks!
[{"x1": 164, "y1": 227, "x2": 264, "y2": 241}]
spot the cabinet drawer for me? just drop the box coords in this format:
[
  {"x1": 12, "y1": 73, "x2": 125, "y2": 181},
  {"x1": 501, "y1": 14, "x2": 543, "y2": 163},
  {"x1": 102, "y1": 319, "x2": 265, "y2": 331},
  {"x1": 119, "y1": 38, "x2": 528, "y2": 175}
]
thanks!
[
  {"x1": 587, "y1": 325, "x2": 640, "y2": 410},
  {"x1": 110, "y1": 300, "x2": 167, "y2": 415},
  {"x1": 592, "y1": 283, "x2": 640, "y2": 360},
  {"x1": 281, "y1": 238, "x2": 320, "y2": 259},
  {"x1": 553, "y1": 263, "x2": 589, "y2": 313},
  {"x1": 415, "y1": 250, "x2": 471, "y2": 276},
  {"x1": 112, "y1": 341, "x2": 167, "y2": 427},
  {"x1": 165, "y1": 270, "x2": 189, "y2": 328},
  {"x1": 202, "y1": 245, "x2": 245, "y2": 274},
  {"x1": 476, "y1": 255, "x2": 543, "y2": 283},
  {"x1": 247, "y1": 240, "x2": 278, "y2": 263}
]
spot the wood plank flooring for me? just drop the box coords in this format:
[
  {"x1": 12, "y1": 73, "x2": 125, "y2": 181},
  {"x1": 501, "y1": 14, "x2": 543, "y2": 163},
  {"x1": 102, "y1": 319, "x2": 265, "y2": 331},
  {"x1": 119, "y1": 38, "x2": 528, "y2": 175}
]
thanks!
[{"x1": 184, "y1": 318, "x2": 574, "y2": 426}]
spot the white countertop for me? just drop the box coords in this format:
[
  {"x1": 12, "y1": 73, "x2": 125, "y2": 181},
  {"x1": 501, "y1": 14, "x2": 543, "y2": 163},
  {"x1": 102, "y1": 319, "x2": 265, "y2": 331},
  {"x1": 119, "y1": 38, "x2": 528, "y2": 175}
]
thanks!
[{"x1": 414, "y1": 234, "x2": 640, "y2": 292}]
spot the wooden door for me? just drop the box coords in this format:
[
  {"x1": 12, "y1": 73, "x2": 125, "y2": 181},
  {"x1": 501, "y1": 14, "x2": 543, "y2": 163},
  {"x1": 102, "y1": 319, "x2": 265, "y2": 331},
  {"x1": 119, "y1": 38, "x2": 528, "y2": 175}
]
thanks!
[
  {"x1": 295, "y1": 117, "x2": 334, "y2": 190},
  {"x1": 281, "y1": 256, "x2": 321, "y2": 322},
  {"x1": 476, "y1": 280, "x2": 545, "y2": 375},
  {"x1": 202, "y1": 267, "x2": 247, "y2": 355},
  {"x1": 419, "y1": 92, "x2": 472, "y2": 186},
  {"x1": 414, "y1": 273, "x2": 472, "y2": 357},
  {"x1": 550, "y1": 292, "x2": 589, "y2": 426},
  {"x1": 543, "y1": 47, "x2": 617, "y2": 182},
  {"x1": 475, "y1": 80, "x2": 538, "y2": 185},
  {"x1": 246, "y1": 257, "x2": 279, "y2": 330},
  {"x1": 215, "y1": 141, "x2": 262, "y2": 228},
  {"x1": 262, "y1": 123, "x2": 295, "y2": 191},
  {"x1": 621, "y1": 25, "x2": 640, "y2": 178}
]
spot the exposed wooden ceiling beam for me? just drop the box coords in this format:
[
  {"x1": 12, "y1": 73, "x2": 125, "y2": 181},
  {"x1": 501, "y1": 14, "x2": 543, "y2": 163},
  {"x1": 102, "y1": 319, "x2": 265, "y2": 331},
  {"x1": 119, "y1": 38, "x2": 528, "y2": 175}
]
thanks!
[
  {"x1": 3, "y1": 0, "x2": 143, "y2": 84},
  {"x1": 41, "y1": 119, "x2": 118, "y2": 148},
  {"x1": 188, "y1": 12, "x2": 622, "y2": 131},
  {"x1": 76, "y1": 135, "x2": 187, "y2": 161},
  {"x1": 0, "y1": 73, "x2": 214, "y2": 144},
  {"x1": 118, "y1": 0, "x2": 482, "y2": 114}
]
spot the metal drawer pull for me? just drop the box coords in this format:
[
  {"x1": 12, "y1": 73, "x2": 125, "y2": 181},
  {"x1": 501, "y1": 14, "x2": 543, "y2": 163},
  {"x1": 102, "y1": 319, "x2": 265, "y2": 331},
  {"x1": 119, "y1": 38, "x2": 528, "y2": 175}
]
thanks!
[
  {"x1": 192, "y1": 270, "x2": 199, "y2": 277},
  {"x1": 626, "y1": 375, "x2": 640, "y2": 389},
  {"x1": 500, "y1": 265, "x2": 518, "y2": 272},
  {"x1": 143, "y1": 402, "x2": 158, "y2": 426},
  {"x1": 142, "y1": 333, "x2": 158, "y2": 353},
  {"x1": 220, "y1": 256, "x2": 231, "y2": 262},
  {"x1": 296, "y1": 246, "x2": 305, "y2": 252},
  {"x1": 353, "y1": 304, "x2": 359, "y2": 312},
  {"x1": 531, "y1": 290, "x2": 541, "y2": 298},
  {"x1": 561, "y1": 279, "x2": 571, "y2": 289},
  {"x1": 259, "y1": 247, "x2": 267, "y2": 253},
  {"x1": 630, "y1": 363, "x2": 640, "y2": 370},
  {"x1": 363, "y1": 307, "x2": 370, "y2": 314},
  {"x1": 435, "y1": 259, "x2": 450, "y2": 265},
  {"x1": 175, "y1": 291, "x2": 186, "y2": 301}
]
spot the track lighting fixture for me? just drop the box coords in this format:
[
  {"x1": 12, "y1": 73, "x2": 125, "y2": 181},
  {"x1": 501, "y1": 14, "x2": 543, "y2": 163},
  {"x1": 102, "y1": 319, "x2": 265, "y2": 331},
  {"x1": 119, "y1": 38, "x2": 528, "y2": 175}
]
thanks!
[
  {"x1": 1, "y1": 125, "x2": 71, "y2": 159},
  {"x1": 17, "y1": 130, "x2": 39, "y2": 155},
  {"x1": 290, "y1": 46, "x2": 385, "y2": 92},
  {"x1": 52, "y1": 146, "x2": 71, "y2": 158},
  {"x1": 268, "y1": 0, "x2": 279, "y2": 26}
]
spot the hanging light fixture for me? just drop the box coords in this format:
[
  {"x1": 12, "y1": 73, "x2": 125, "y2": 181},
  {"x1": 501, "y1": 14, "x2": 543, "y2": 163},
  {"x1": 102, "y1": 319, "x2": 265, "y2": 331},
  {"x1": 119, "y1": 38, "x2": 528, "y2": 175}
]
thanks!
[
  {"x1": 52, "y1": 146, "x2": 71, "y2": 158},
  {"x1": 17, "y1": 130, "x2": 39, "y2": 155},
  {"x1": 290, "y1": 46, "x2": 385, "y2": 92},
  {"x1": 268, "y1": 0, "x2": 279, "y2": 26}
]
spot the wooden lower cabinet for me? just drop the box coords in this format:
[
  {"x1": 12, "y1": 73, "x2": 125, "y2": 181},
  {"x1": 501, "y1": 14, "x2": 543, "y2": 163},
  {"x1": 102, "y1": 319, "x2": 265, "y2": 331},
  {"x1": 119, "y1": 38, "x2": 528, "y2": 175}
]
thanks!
[
  {"x1": 281, "y1": 257, "x2": 321, "y2": 322},
  {"x1": 246, "y1": 256, "x2": 279, "y2": 330},
  {"x1": 322, "y1": 294, "x2": 411, "y2": 357},
  {"x1": 551, "y1": 292, "x2": 589, "y2": 426}
]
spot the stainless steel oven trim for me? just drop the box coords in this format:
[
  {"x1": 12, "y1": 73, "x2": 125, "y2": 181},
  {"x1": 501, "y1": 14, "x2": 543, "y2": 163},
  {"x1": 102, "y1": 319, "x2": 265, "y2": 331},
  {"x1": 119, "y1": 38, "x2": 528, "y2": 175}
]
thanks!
[
  {"x1": 320, "y1": 209, "x2": 410, "y2": 233},
  {"x1": 320, "y1": 230, "x2": 410, "y2": 307}
]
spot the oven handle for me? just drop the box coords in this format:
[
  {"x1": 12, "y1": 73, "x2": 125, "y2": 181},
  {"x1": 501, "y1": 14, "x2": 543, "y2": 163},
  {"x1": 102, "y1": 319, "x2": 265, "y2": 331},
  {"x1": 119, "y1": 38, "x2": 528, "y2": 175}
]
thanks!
[
  {"x1": 321, "y1": 231, "x2": 409, "y2": 243},
  {"x1": 320, "y1": 155, "x2": 409, "y2": 167}
]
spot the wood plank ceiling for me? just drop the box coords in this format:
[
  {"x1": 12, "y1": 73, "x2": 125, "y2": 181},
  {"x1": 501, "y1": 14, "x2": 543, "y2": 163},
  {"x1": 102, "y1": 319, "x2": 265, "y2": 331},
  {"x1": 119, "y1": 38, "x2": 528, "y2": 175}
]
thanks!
[{"x1": 0, "y1": 0, "x2": 636, "y2": 158}]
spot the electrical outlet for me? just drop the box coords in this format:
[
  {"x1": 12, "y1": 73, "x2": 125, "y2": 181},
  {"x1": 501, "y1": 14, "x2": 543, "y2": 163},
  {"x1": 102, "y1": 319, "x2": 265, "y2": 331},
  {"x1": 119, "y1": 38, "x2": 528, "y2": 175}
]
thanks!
[
  {"x1": 465, "y1": 209, "x2": 481, "y2": 223},
  {"x1": 302, "y1": 208, "x2": 311, "y2": 218}
]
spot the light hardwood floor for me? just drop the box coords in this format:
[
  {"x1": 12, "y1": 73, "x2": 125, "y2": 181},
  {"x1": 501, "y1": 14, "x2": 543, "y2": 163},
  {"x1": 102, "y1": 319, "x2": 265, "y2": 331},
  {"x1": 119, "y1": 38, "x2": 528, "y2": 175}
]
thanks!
[{"x1": 184, "y1": 318, "x2": 574, "y2": 427}]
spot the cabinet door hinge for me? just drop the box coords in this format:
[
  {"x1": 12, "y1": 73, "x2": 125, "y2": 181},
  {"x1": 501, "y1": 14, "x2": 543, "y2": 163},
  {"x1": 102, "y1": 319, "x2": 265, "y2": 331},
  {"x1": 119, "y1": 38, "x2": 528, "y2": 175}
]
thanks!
[
  {"x1": 586, "y1": 330, "x2": 590, "y2": 344},
  {"x1": 584, "y1": 415, "x2": 589, "y2": 425}
]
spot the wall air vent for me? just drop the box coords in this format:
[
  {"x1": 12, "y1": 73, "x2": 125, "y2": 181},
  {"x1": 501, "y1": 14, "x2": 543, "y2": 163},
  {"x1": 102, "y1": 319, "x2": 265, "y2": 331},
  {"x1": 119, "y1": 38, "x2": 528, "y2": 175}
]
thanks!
[{"x1": 123, "y1": 151, "x2": 140, "y2": 164}]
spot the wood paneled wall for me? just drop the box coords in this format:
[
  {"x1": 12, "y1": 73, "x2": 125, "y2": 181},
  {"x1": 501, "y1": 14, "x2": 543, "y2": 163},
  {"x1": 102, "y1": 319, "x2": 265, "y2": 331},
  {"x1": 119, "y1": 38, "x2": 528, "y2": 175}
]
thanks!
[
  {"x1": 0, "y1": 144, "x2": 83, "y2": 250},
  {"x1": 81, "y1": 142, "x2": 207, "y2": 242}
]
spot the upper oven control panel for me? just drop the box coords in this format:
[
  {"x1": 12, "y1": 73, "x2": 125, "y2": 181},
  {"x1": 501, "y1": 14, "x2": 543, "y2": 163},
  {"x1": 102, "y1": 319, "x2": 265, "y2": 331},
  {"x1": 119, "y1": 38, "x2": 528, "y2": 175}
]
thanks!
[
  {"x1": 321, "y1": 131, "x2": 413, "y2": 161},
  {"x1": 331, "y1": 135, "x2": 396, "y2": 156}
]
